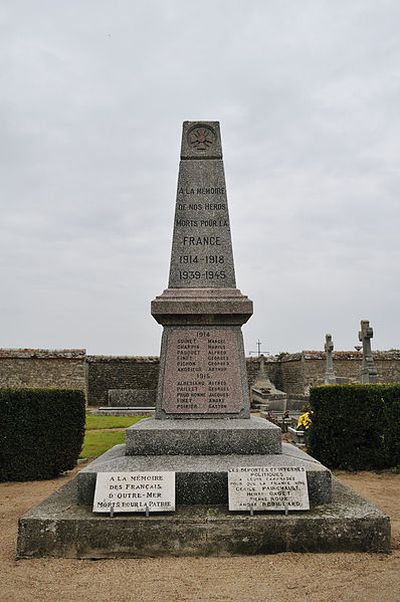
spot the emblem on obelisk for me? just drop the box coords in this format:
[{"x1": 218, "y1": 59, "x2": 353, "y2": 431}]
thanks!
[{"x1": 187, "y1": 125, "x2": 216, "y2": 150}]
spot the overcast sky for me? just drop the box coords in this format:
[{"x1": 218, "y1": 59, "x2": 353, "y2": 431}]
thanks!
[{"x1": 1, "y1": 1, "x2": 399, "y2": 356}]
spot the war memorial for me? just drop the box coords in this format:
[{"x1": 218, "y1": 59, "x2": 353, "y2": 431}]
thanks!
[{"x1": 17, "y1": 122, "x2": 390, "y2": 557}]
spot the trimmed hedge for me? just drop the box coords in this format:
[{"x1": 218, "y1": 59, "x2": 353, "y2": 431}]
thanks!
[
  {"x1": 0, "y1": 388, "x2": 85, "y2": 481},
  {"x1": 308, "y1": 384, "x2": 400, "y2": 470}
]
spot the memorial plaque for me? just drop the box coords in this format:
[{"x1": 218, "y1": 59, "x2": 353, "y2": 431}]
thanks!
[
  {"x1": 228, "y1": 466, "x2": 310, "y2": 512},
  {"x1": 93, "y1": 472, "x2": 175, "y2": 513},
  {"x1": 161, "y1": 326, "x2": 244, "y2": 414}
]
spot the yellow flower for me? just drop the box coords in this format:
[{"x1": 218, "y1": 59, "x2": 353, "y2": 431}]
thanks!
[{"x1": 298, "y1": 412, "x2": 312, "y2": 430}]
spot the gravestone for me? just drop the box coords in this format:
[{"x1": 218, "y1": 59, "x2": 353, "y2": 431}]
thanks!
[
  {"x1": 17, "y1": 122, "x2": 391, "y2": 558},
  {"x1": 324, "y1": 334, "x2": 337, "y2": 384},
  {"x1": 251, "y1": 354, "x2": 287, "y2": 411},
  {"x1": 359, "y1": 320, "x2": 378, "y2": 384}
]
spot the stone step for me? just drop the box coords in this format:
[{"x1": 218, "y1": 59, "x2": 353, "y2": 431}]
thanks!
[
  {"x1": 17, "y1": 476, "x2": 390, "y2": 558},
  {"x1": 97, "y1": 407, "x2": 155, "y2": 417},
  {"x1": 124, "y1": 416, "x2": 282, "y2": 456},
  {"x1": 77, "y1": 442, "x2": 331, "y2": 507}
]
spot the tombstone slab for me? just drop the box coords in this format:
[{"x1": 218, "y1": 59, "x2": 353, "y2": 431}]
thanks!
[{"x1": 251, "y1": 354, "x2": 287, "y2": 410}]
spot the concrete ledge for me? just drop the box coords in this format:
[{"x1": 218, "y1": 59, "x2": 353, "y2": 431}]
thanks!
[
  {"x1": 151, "y1": 288, "x2": 253, "y2": 325},
  {"x1": 17, "y1": 476, "x2": 390, "y2": 558},
  {"x1": 76, "y1": 443, "x2": 331, "y2": 507},
  {"x1": 125, "y1": 417, "x2": 282, "y2": 456},
  {"x1": 97, "y1": 407, "x2": 155, "y2": 417}
]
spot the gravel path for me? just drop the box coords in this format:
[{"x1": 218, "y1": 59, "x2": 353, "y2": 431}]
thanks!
[{"x1": 1, "y1": 465, "x2": 399, "y2": 602}]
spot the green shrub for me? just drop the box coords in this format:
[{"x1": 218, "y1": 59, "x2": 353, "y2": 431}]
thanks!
[
  {"x1": 0, "y1": 388, "x2": 85, "y2": 481},
  {"x1": 308, "y1": 384, "x2": 400, "y2": 470}
]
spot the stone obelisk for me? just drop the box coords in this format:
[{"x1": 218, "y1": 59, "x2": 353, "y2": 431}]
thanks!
[{"x1": 151, "y1": 121, "x2": 253, "y2": 419}]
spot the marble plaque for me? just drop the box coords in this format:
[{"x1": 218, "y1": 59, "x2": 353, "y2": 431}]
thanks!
[
  {"x1": 228, "y1": 466, "x2": 310, "y2": 512},
  {"x1": 93, "y1": 472, "x2": 175, "y2": 513},
  {"x1": 161, "y1": 326, "x2": 244, "y2": 414}
]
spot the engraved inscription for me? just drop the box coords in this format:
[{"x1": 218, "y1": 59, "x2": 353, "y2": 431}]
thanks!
[
  {"x1": 162, "y1": 328, "x2": 243, "y2": 414},
  {"x1": 228, "y1": 467, "x2": 310, "y2": 512},
  {"x1": 168, "y1": 157, "x2": 236, "y2": 288},
  {"x1": 93, "y1": 472, "x2": 176, "y2": 513}
]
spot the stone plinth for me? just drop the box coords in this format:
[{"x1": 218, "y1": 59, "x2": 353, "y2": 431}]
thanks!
[
  {"x1": 17, "y1": 477, "x2": 390, "y2": 558},
  {"x1": 124, "y1": 417, "x2": 281, "y2": 455},
  {"x1": 76, "y1": 443, "x2": 331, "y2": 508}
]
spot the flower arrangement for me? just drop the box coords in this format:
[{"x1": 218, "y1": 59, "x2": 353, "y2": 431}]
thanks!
[{"x1": 297, "y1": 411, "x2": 312, "y2": 431}]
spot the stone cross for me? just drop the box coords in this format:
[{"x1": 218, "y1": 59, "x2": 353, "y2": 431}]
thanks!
[
  {"x1": 324, "y1": 333, "x2": 336, "y2": 384},
  {"x1": 358, "y1": 320, "x2": 378, "y2": 384}
]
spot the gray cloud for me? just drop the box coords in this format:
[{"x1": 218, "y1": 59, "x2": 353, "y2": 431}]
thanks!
[{"x1": 1, "y1": 1, "x2": 399, "y2": 355}]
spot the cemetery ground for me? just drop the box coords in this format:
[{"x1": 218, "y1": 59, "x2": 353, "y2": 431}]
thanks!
[{"x1": 0, "y1": 419, "x2": 399, "y2": 602}]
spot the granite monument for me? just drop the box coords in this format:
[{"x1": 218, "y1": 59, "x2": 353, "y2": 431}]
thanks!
[{"x1": 16, "y1": 122, "x2": 390, "y2": 558}]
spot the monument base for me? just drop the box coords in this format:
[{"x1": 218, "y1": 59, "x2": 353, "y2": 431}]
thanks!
[
  {"x1": 125, "y1": 416, "x2": 282, "y2": 455},
  {"x1": 17, "y1": 476, "x2": 390, "y2": 558},
  {"x1": 76, "y1": 442, "x2": 332, "y2": 506}
]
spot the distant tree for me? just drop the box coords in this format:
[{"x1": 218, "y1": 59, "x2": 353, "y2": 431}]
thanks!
[{"x1": 275, "y1": 352, "x2": 289, "y2": 361}]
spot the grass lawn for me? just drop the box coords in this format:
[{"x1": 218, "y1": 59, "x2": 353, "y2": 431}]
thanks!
[
  {"x1": 85, "y1": 415, "x2": 143, "y2": 430},
  {"x1": 80, "y1": 414, "x2": 145, "y2": 459},
  {"x1": 80, "y1": 431, "x2": 126, "y2": 459}
]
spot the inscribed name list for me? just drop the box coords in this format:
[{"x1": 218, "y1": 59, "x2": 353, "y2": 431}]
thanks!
[
  {"x1": 162, "y1": 327, "x2": 243, "y2": 413},
  {"x1": 228, "y1": 466, "x2": 310, "y2": 511},
  {"x1": 93, "y1": 472, "x2": 175, "y2": 513}
]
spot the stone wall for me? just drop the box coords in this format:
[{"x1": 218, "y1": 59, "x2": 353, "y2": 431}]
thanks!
[
  {"x1": 1, "y1": 348, "x2": 400, "y2": 404},
  {"x1": 282, "y1": 350, "x2": 400, "y2": 394},
  {"x1": 88, "y1": 355, "x2": 282, "y2": 407},
  {"x1": 0, "y1": 349, "x2": 87, "y2": 396},
  {"x1": 280, "y1": 353, "x2": 305, "y2": 394},
  {"x1": 86, "y1": 356, "x2": 160, "y2": 406}
]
